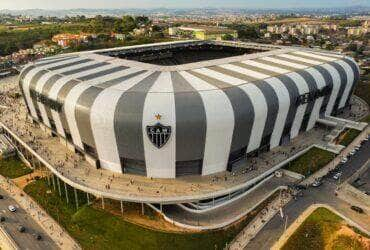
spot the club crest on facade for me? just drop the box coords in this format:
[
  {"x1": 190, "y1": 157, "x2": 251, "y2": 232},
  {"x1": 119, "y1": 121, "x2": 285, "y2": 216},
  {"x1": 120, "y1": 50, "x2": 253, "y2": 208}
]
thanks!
[{"x1": 146, "y1": 114, "x2": 171, "y2": 149}]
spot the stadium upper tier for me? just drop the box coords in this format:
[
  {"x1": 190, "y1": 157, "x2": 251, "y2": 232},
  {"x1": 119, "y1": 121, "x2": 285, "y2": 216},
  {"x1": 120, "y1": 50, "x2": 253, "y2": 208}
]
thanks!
[{"x1": 19, "y1": 40, "x2": 359, "y2": 179}]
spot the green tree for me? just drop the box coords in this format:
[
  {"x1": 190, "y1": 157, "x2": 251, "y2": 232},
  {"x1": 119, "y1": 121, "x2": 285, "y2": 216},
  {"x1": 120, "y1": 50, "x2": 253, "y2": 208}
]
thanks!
[{"x1": 121, "y1": 16, "x2": 137, "y2": 34}]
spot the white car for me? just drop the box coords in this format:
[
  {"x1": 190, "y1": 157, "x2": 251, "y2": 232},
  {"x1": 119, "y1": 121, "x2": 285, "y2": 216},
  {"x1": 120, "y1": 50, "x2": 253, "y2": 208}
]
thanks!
[
  {"x1": 354, "y1": 145, "x2": 360, "y2": 151},
  {"x1": 333, "y1": 172, "x2": 342, "y2": 180},
  {"x1": 312, "y1": 180, "x2": 322, "y2": 187},
  {"x1": 8, "y1": 205, "x2": 16, "y2": 212},
  {"x1": 349, "y1": 149, "x2": 356, "y2": 156},
  {"x1": 340, "y1": 157, "x2": 348, "y2": 164}
]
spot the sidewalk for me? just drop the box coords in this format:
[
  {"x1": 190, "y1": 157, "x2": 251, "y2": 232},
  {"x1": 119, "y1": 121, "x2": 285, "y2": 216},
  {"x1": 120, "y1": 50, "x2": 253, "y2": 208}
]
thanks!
[
  {"x1": 0, "y1": 175, "x2": 81, "y2": 250},
  {"x1": 228, "y1": 191, "x2": 291, "y2": 250}
]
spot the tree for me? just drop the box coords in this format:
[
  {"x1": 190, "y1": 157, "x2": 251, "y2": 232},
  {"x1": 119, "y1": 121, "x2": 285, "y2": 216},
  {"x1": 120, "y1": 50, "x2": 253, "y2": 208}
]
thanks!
[
  {"x1": 222, "y1": 34, "x2": 234, "y2": 41},
  {"x1": 135, "y1": 16, "x2": 150, "y2": 27},
  {"x1": 121, "y1": 16, "x2": 137, "y2": 34},
  {"x1": 89, "y1": 15, "x2": 105, "y2": 34}
]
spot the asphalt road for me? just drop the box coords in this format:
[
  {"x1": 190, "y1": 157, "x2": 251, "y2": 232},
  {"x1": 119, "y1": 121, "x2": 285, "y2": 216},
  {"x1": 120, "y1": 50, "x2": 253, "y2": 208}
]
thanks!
[
  {"x1": 0, "y1": 187, "x2": 58, "y2": 250},
  {"x1": 246, "y1": 139, "x2": 370, "y2": 250}
]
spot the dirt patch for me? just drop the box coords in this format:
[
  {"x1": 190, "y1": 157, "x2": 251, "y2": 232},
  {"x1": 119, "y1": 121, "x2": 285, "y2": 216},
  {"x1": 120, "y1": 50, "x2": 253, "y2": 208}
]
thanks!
[
  {"x1": 91, "y1": 199, "x2": 195, "y2": 233},
  {"x1": 326, "y1": 224, "x2": 370, "y2": 250},
  {"x1": 12, "y1": 170, "x2": 47, "y2": 189}
]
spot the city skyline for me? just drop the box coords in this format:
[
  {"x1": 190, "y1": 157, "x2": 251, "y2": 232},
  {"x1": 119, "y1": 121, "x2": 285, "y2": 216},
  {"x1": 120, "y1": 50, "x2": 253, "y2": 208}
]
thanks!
[{"x1": 0, "y1": 0, "x2": 369, "y2": 10}]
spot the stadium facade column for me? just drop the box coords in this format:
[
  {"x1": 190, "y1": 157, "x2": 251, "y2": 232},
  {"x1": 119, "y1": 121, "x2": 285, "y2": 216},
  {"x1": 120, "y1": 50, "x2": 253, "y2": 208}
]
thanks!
[
  {"x1": 101, "y1": 196, "x2": 105, "y2": 209},
  {"x1": 57, "y1": 177, "x2": 62, "y2": 196},
  {"x1": 141, "y1": 203, "x2": 145, "y2": 215},
  {"x1": 86, "y1": 193, "x2": 90, "y2": 205},
  {"x1": 64, "y1": 182, "x2": 69, "y2": 204},
  {"x1": 51, "y1": 174, "x2": 56, "y2": 191},
  {"x1": 120, "y1": 201, "x2": 124, "y2": 215},
  {"x1": 74, "y1": 188, "x2": 79, "y2": 210}
]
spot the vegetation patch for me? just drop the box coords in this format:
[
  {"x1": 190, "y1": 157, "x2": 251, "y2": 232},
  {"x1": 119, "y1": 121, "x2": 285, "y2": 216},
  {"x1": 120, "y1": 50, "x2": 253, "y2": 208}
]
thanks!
[
  {"x1": 282, "y1": 207, "x2": 369, "y2": 250},
  {"x1": 283, "y1": 147, "x2": 335, "y2": 177},
  {"x1": 337, "y1": 128, "x2": 361, "y2": 147},
  {"x1": 0, "y1": 155, "x2": 33, "y2": 178},
  {"x1": 24, "y1": 178, "x2": 276, "y2": 250}
]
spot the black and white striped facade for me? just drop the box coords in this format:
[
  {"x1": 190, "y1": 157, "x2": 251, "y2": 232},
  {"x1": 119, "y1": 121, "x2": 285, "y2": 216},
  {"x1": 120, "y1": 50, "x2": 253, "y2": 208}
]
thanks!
[{"x1": 19, "y1": 41, "x2": 360, "y2": 178}]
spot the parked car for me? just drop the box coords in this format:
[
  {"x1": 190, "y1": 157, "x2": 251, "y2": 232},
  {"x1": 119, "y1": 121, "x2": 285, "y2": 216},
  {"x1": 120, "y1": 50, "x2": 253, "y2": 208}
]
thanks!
[
  {"x1": 354, "y1": 145, "x2": 361, "y2": 151},
  {"x1": 350, "y1": 206, "x2": 364, "y2": 214},
  {"x1": 0, "y1": 194, "x2": 4, "y2": 199},
  {"x1": 349, "y1": 149, "x2": 356, "y2": 156},
  {"x1": 34, "y1": 234, "x2": 42, "y2": 240},
  {"x1": 312, "y1": 180, "x2": 322, "y2": 187},
  {"x1": 17, "y1": 225, "x2": 25, "y2": 233},
  {"x1": 333, "y1": 172, "x2": 342, "y2": 180},
  {"x1": 296, "y1": 184, "x2": 307, "y2": 190},
  {"x1": 8, "y1": 205, "x2": 16, "y2": 212},
  {"x1": 0, "y1": 216, "x2": 5, "y2": 222},
  {"x1": 340, "y1": 157, "x2": 348, "y2": 164}
]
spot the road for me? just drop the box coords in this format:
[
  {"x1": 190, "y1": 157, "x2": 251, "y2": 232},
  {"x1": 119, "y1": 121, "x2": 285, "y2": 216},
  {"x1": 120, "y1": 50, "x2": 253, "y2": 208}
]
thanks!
[
  {"x1": 0, "y1": 187, "x2": 58, "y2": 250},
  {"x1": 163, "y1": 176, "x2": 296, "y2": 229},
  {"x1": 247, "y1": 138, "x2": 370, "y2": 250}
]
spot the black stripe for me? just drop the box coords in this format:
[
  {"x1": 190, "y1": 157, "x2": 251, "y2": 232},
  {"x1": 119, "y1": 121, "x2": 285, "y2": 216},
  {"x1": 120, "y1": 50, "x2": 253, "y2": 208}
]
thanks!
[
  {"x1": 171, "y1": 72, "x2": 207, "y2": 175},
  {"x1": 329, "y1": 62, "x2": 347, "y2": 114},
  {"x1": 295, "y1": 70, "x2": 318, "y2": 131},
  {"x1": 275, "y1": 75, "x2": 300, "y2": 144},
  {"x1": 255, "y1": 81, "x2": 279, "y2": 147},
  {"x1": 313, "y1": 65, "x2": 333, "y2": 117},
  {"x1": 61, "y1": 62, "x2": 109, "y2": 76},
  {"x1": 342, "y1": 58, "x2": 360, "y2": 107},
  {"x1": 114, "y1": 72, "x2": 161, "y2": 174},
  {"x1": 47, "y1": 59, "x2": 92, "y2": 71}
]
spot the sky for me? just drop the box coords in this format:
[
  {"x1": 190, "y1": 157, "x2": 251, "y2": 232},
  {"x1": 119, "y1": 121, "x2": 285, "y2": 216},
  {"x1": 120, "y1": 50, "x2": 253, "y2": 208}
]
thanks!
[{"x1": 0, "y1": 0, "x2": 369, "y2": 10}]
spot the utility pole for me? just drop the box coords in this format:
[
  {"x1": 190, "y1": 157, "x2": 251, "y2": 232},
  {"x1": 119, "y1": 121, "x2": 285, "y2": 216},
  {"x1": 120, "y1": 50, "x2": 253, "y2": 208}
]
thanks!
[{"x1": 284, "y1": 215, "x2": 288, "y2": 232}]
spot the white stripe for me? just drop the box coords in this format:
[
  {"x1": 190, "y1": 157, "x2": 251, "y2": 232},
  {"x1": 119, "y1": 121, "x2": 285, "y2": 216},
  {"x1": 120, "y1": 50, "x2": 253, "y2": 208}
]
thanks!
[
  {"x1": 261, "y1": 56, "x2": 307, "y2": 69},
  {"x1": 320, "y1": 64, "x2": 341, "y2": 116},
  {"x1": 22, "y1": 57, "x2": 82, "y2": 119},
  {"x1": 336, "y1": 60, "x2": 355, "y2": 109},
  {"x1": 238, "y1": 84, "x2": 268, "y2": 153},
  {"x1": 277, "y1": 54, "x2": 322, "y2": 65},
  {"x1": 193, "y1": 68, "x2": 245, "y2": 86},
  {"x1": 292, "y1": 51, "x2": 337, "y2": 61},
  {"x1": 305, "y1": 68, "x2": 326, "y2": 130},
  {"x1": 90, "y1": 71, "x2": 153, "y2": 173},
  {"x1": 287, "y1": 72, "x2": 309, "y2": 139},
  {"x1": 220, "y1": 63, "x2": 271, "y2": 79},
  {"x1": 179, "y1": 71, "x2": 234, "y2": 176},
  {"x1": 65, "y1": 68, "x2": 140, "y2": 149},
  {"x1": 143, "y1": 72, "x2": 176, "y2": 178},
  {"x1": 264, "y1": 77, "x2": 290, "y2": 149},
  {"x1": 241, "y1": 60, "x2": 290, "y2": 74}
]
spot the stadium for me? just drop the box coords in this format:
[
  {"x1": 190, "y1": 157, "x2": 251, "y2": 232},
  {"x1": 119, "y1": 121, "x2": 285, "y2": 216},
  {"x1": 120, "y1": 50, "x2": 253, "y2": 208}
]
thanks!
[{"x1": 19, "y1": 40, "x2": 359, "y2": 179}]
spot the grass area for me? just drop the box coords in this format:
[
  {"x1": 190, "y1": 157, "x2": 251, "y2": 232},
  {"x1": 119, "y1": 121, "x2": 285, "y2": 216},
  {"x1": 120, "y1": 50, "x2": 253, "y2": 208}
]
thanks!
[
  {"x1": 283, "y1": 147, "x2": 335, "y2": 177},
  {"x1": 338, "y1": 129, "x2": 361, "y2": 147},
  {"x1": 0, "y1": 155, "x2": 33, "y2": 178},
  {"x1": 24, "y1": 178, "x2": 275, "y2": 250},
  {"x1": 282, "y1": 207, "x2": 368, "y2": 250},
  {"x1": 282, "y1": 208, "x2": 342, "y2": 250}
]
